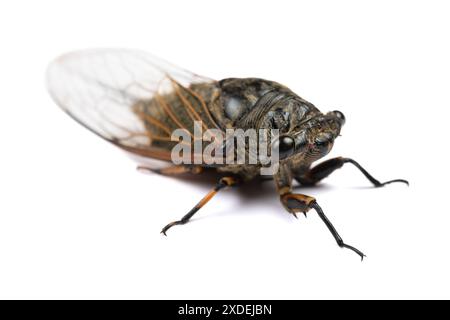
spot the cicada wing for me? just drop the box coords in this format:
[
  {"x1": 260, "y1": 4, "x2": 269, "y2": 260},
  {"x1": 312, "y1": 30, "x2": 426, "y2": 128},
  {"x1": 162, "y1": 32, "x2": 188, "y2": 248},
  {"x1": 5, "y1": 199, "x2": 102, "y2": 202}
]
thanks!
[{"x1": 47, "y1": 49, "x2": 221, "y2": 162}]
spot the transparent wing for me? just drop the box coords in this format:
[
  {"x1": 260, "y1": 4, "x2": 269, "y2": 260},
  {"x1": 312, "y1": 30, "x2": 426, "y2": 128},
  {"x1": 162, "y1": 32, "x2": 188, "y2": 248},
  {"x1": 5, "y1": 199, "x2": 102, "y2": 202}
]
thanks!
[{"x1": 47, "y1": 48, "x2": 218, "y2": 161}]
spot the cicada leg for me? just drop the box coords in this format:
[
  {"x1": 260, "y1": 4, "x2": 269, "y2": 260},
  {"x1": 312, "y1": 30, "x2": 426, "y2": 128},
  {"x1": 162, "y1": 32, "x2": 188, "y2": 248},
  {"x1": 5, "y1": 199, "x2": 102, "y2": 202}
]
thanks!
[
  {"x1": 137, "y1": 165, "x2": 203, "y2": 176},
  {"x1": 295, "y1": 157, "x2": 409, "y2": 187},
  {"x1": 275, "y1": 165, "x2": 365, "y2": 260},
  {"x1": 161, "y1": 176, "x2": 239, "y2": 235},
  {"x1": 280, "y1": 192, "x2": 366, "y2": 260}
]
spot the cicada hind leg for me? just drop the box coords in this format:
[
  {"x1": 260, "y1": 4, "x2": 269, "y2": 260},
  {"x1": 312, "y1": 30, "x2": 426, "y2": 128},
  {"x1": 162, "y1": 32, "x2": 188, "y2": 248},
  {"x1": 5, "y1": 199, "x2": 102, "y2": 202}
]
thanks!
[
  {"x1": 137, "y1": 165, "x2": 203, "y2": 176},
  {"x1": 160, "y1": 176, "x2": 239, "y2": 235}
]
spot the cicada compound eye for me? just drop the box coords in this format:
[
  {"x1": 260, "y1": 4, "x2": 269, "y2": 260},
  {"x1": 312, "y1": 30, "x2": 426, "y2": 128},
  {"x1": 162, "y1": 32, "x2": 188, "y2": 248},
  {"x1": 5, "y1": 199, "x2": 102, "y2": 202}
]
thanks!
[
  {"x1": 275, "y1": 135, "x2": 295, "y2": 160},
  {"x1": 331, "y1": 110, "x2": 345, "y2": 125}
]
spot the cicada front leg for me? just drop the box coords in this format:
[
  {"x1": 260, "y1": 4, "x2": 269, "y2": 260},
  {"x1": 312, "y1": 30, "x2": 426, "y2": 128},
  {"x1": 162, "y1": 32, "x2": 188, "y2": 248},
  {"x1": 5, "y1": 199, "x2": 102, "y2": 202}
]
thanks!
[
  {"x1": 295, "y1": 157, "x2": 409, "y2": 187},
  {"x1": 275, "y1": 165, "x2": 365, "y2": 260}
]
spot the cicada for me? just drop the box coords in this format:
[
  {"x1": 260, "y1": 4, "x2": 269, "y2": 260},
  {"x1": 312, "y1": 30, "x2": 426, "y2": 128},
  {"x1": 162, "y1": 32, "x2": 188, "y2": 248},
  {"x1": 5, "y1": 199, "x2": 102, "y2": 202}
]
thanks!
[{"x1": 47, "y1": 49, "x2": 408, "y2": 259}]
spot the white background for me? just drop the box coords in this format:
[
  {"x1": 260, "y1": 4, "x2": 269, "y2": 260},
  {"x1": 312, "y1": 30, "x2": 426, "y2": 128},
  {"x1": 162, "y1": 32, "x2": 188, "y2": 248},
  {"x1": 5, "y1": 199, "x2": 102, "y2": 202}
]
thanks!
[{"x1": 0, "y1": 0, "x2": 448, "y2": 299}]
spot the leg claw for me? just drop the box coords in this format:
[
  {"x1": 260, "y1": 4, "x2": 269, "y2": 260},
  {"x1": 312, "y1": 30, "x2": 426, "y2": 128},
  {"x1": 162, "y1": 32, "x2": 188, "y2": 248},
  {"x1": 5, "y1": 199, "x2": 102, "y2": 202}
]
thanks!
[
  {"x1": 160, "y1": 220, "x2": 182, "y2": 236},
  {"x1": 377, "y1": 179, "x2": 409, "y2": 187}
]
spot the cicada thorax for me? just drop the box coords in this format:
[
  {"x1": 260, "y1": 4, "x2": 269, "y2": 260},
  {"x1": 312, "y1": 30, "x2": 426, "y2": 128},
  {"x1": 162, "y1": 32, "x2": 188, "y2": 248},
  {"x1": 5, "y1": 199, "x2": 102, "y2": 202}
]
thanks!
[
  {"x1": 216, "y1": 78, "x2": 321, "y2": 132},
  {"x1": 216, "y1": 78, "x2": 293, "y2": 128}
]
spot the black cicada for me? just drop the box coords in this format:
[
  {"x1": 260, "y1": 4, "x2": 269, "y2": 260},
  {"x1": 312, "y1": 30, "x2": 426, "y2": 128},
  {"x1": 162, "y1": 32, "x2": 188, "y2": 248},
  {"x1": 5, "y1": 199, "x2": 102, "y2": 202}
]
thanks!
[{"x1": 47, "y1": 49, "x2": 408, "y2": 260}]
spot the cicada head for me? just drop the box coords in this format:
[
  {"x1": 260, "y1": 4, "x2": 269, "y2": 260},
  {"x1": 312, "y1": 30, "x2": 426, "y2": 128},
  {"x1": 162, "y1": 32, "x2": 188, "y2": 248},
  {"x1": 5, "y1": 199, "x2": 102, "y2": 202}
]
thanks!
[
  {"x1": 269, "y1": 101, "x2": 345, "y2": 164},
  {"x1": 296, "y1": 110, "x2": 345, "y2": 160}
]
